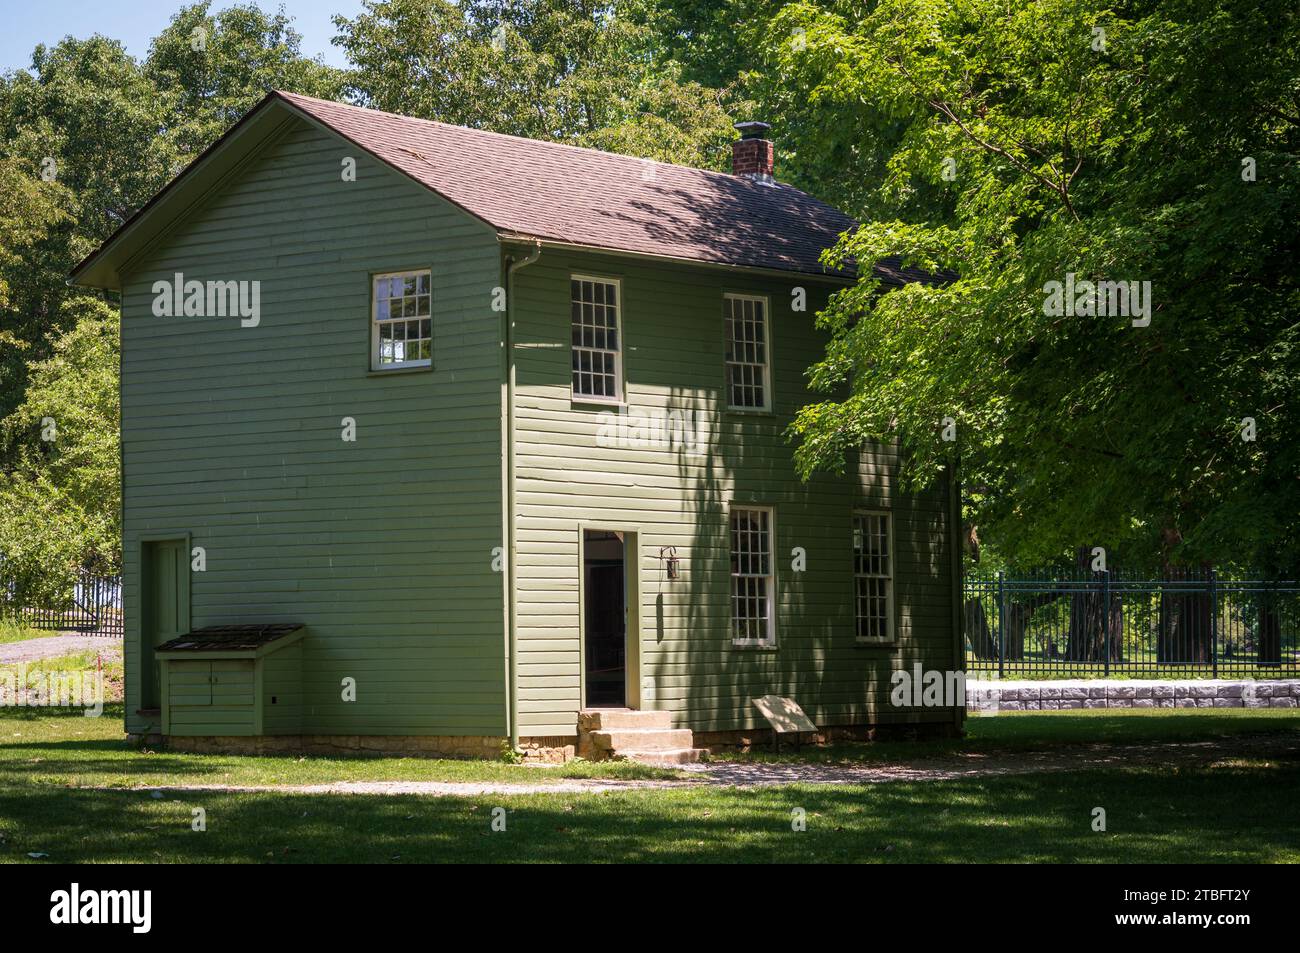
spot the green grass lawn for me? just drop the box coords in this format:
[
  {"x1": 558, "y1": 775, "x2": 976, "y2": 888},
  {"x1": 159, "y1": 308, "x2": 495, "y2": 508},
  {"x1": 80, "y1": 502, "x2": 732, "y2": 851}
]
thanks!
[
  {"x1": 1, "y1": 707, "x2": 1297, "y2": 862},
  {"x1": 0, "y1": 620, "x2": 55, "y2": 644},
  {"x1": 0, "y1": 705, "x2": 678, "y2": 787},
  {"x1": 2, "y1": 759, "x2": 1296, "y2": 863}
]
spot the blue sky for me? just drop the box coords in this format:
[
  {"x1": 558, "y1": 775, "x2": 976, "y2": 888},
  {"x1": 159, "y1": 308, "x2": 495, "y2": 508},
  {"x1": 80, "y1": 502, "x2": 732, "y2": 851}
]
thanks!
[{"x1": 1, "y1": 0, "x2": 364, "y2": 73}]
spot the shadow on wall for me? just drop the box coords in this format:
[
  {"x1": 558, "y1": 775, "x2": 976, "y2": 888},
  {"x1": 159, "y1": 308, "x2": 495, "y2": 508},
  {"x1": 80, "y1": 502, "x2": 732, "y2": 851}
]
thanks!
[{"x1": 665, "y1": 384, "x2": 853, "y2": 735}]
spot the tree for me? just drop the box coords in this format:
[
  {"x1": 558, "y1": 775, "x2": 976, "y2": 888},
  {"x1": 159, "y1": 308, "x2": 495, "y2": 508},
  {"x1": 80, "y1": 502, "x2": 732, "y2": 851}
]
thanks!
[
  {"x1": 333, "y1": 0, "x2": 738, "y2": 168},
  {"x1": 0, "y1": 298, "x2": 120, "y2": 603},
  {"x1": 145, "y1": 1, "x2": 346, "y2": 158},
  {"x1": 758, "y1": 0, "x2": 1300, "y2": 575},
  {"x1": 0, "y1": 157, "x2": 74, "y2": 417}
]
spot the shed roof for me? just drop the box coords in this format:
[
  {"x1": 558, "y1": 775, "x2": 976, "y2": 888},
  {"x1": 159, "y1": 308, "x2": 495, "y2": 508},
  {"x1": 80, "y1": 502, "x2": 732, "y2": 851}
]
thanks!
[{"x1": 156, "y1": 623, "x2": 304, "y2": 653}]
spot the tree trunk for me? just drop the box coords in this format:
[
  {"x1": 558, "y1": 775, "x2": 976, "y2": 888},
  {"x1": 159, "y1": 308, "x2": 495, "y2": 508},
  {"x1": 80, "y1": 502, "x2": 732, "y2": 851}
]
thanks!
[
  {"x1": 1067, "y1": 586, "x2": 1115, "y2": 661},
  {"x1": 1107, "y1": 596, "x2": 1125, "y2": 662},
  {"x1": 1157, "y1": 564, "x2": 1213, "y2": 664},
  {"x1": 1065, "y1": 546, "x2": 1118, "y2": 662},
  {"x1": 1259, "y1": 596, "x2": 1282, "y2": 667},
  {"x1": 964, "y1": 598, "x2": 997, "y2": 660},
  {"x1": 1004, "y1": 591, "x2": 1065, "y2": 661}
]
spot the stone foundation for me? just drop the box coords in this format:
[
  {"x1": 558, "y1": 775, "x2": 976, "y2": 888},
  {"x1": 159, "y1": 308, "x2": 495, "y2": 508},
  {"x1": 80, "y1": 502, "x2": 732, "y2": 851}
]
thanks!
[
  {"x1": 968, "y1": 678, "x2": 1300, "y2": 712},
  {"x1": 149, "y1": 733, "x2": 580, "y2": 762},
  {"x1": 516, "y1": 737, "x2": 577, "y2": 764},
  {"x1": 694, "y1": 720, "x2": 962, "y2": 752},
  {"x1": 163, "y1": 733, "x2": 507, "y2": 759}
]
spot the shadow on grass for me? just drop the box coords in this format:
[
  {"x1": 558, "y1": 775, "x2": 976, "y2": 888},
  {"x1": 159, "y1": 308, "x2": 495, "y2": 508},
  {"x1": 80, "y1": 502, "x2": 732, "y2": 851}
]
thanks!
[
  {"x1": 713, "y1": 711, "x2": 1300, "y2": 764},
  {"x1": 3, "y1": 761, "x2": 1297, "y2": 863},
  {"x1": 0, "y1": 706, "x2": 681, "y2": 785}
]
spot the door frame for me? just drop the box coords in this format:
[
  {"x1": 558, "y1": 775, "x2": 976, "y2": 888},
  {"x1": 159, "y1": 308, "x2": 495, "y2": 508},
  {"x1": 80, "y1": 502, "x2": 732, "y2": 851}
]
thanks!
[
  {"x1": 577, "y1": 524, "x2": 642, "y2": 710},
  {"x1": 138, "y1": 532, "x2": 191, "y2": 714}
]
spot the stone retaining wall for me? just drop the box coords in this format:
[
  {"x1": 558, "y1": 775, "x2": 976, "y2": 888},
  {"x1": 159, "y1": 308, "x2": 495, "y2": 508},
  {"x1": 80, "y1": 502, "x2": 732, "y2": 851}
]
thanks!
[{"x1": 967, "y1": 678, "x2": 1300, "y2": 712}]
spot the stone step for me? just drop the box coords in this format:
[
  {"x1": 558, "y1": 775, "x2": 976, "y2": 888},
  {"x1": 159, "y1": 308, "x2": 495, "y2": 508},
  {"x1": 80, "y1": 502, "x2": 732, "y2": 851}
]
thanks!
[
  {"x1": 617, "y1": 748, "x2": 708, "y2": 765},
  {"x1": 589, "y1": 728, "x2": 694, "y2": 752},
  {"x1": 577, "y1": 708, "x2": 673, "y2": 731}
]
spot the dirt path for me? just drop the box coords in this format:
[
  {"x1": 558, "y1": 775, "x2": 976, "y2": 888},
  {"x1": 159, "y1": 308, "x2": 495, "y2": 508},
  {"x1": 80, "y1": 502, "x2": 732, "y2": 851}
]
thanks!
[
  {"x1": 99, "y1": 733, "x2": 1300, "y2": 798},
  {"x1": 0, "y1": 635, "x2": 122, "y2": 664}
]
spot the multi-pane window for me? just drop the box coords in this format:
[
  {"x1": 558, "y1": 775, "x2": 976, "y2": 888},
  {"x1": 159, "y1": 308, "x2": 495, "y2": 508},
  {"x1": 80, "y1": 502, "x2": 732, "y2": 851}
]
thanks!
[
  {"x1": 725, "y1": 294, "x2": 770, "y2": 410},
  {"x1": 571, "y1": 276, "x2": 621, "y2": 401},
  {"x1": 730, "y1": 507, "x2": 775, "y2": 645},
  {"x1": 372, "y1": 270, "x2": 432, "y2": 369},
  {"x1": 854, "y1": 512, "x2": 893, "y2": 641}
]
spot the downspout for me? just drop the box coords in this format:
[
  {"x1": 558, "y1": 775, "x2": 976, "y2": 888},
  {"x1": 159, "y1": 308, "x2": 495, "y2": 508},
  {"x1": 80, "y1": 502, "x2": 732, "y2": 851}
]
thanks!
[{"x1": 503, "y1": 239, "x2": 541, "y2": 751}]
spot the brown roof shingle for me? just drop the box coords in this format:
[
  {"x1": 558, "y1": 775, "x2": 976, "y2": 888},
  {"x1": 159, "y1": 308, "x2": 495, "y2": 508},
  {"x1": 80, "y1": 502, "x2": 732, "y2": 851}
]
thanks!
[{"x1": 275, "y1": 91, "x2": 911, "y2": 282}]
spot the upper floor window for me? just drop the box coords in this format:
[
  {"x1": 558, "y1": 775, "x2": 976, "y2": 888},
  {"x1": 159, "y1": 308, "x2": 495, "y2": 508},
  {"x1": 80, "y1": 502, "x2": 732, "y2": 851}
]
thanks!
[
  {"x1": 372, "y1": 270, "x2": 431, "y2": 370},
  {"x1": 725, "y1": 294, "x2": 770, "y2": 411},
  {"x1": 731, "y1": 506, "x2": 775, "y2": 646},
  {"x1": 571, "y1": 276, "x2": 622, "y2": 401},
  {"x1": 853, "y1": 511, "x2": 893, "y2": 642}
]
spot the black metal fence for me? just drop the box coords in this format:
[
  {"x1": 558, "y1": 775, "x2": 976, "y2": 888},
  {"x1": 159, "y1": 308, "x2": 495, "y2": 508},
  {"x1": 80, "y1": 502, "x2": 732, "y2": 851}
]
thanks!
[
  {"x1": 965, "y1": 570, "x2": 1299, "y2": 679},
  {"x1": 0, "y1": 568, "x2": 123, "y2": 638}
]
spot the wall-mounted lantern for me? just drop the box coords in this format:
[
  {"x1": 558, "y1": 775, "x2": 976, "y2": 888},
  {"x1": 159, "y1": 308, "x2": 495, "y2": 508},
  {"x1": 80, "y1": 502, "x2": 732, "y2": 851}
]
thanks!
[{"x1": 659, "y1": 546, "x2": 680, "y2": 580}]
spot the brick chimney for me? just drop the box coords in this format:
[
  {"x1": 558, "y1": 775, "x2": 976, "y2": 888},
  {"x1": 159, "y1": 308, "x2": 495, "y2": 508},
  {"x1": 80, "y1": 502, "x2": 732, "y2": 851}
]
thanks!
[{"x1": 732, "y1": 121, "x2": 774, "y2": 183}]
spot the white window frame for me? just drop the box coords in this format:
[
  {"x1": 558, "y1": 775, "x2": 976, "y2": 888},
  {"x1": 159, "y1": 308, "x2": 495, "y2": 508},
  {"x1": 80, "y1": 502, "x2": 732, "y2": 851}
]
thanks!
[
  {"x1": 724, "y1": 292, "x2": 772, "y2": 412},
  {"x1": 853, "y1": 509, "x2": 895, "y2": 643},
  {"x1": 570, "y1": 274, "x2": 623, "y2": 403},
  {"x1": 729, "y1": 505, "x2": 776, "y2": 647},
  {"x1": 371, "y1": 269, "x2": 432, "y2": 371}
]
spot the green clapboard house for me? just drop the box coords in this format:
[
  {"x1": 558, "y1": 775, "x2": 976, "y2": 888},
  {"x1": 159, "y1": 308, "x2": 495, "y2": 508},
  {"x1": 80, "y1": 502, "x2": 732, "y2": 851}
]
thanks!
[{"x1": 72, "y1": 91, "x2": 963, "y2": 761}]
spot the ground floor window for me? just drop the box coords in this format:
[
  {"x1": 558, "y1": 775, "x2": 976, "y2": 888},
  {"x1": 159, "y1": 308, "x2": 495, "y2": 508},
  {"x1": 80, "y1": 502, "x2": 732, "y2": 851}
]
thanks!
[
  {"x1": 854, "y1": 511, "x2": 893, "y2": 642},
  {"x1": 730, "y1": 506, "x2": 774, "y2": 645}
]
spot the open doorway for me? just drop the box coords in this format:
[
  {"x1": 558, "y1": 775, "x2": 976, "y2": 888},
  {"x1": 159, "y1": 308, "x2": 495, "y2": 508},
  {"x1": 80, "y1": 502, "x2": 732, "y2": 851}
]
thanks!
[{"x1": 583, "y1": 529, "x2": 626, "y2": 707}]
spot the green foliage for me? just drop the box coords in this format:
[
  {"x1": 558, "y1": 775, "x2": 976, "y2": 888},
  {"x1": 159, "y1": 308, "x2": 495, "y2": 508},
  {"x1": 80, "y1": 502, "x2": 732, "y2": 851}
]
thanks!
[
  {"x1": 764, "y1": 0, "x2": 1300, "y2": 573},
  {"x1": 332, "y1": 0, "x2": 739, "y2": 167},
  {"x1": 0, "y1": 157, "x2": 75, "y2": 415},
  {"x1": 628, "y1": 0, "x2": 780, "y2": 90},
  {"x1": 0, "y1": 619, "x2": 49, "y2": 644},
  {"x1": 0, "y1": 298, "x2": 120, "y2": 600},
  {"x1": 145, "y1": 1, "x2": 347, "y2": 157}
]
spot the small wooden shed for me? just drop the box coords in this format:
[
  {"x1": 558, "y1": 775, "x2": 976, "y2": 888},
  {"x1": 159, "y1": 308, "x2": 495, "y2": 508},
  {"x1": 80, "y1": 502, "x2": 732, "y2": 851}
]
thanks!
[{"x1": 155, "y1": 624, "x2": 305, "y2": 737}]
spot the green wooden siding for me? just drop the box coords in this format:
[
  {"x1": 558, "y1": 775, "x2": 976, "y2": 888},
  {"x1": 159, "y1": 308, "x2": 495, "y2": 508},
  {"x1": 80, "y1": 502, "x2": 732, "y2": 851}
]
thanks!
[
  {"x1": 509, "y1": 248, "x2": 958, "y2": 736},
  {"x1": 262, "y1": 643, "x2": 304, "y2": 734},
  {"x1": 119, "y1": 117, "x2": 507, "y2": 737}
]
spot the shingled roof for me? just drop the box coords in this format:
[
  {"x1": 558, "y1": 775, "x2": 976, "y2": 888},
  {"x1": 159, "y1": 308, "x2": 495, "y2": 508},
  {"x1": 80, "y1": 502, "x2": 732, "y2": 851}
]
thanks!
[
  {"x1": 73, "y1": 91, "x2": 925, "y2": 288},
  {"x1": 276, "y1": 91, "x2": 877, "y2": 280}
]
